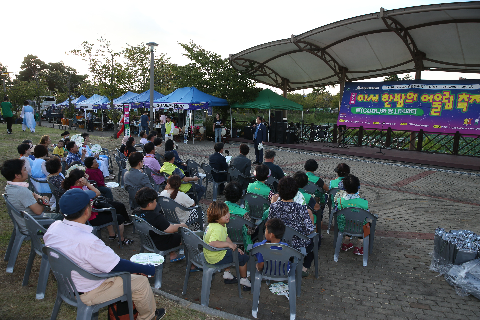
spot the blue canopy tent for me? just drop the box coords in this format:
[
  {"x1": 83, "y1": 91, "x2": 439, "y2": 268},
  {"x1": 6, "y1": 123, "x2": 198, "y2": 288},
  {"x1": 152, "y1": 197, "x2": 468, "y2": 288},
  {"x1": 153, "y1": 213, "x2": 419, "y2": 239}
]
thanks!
[
  {"x1": 110, "y1": 91, "x2": 139, "y2": 107},
  {"x1": 77, "y1": 94, "x2": 109, "y2": 110},
  {"x1": 154, "y1": 87, "x2": 229, "y2": 143},
  {"x1": 153, "y1": 86, "x2": 228, "y2": 110},
  {"x1": 125, "y1": 89, "x2": 164, "y2": 108},
  {"x1": 56, "y1": 95, "x2": 87, "y2": 107}
]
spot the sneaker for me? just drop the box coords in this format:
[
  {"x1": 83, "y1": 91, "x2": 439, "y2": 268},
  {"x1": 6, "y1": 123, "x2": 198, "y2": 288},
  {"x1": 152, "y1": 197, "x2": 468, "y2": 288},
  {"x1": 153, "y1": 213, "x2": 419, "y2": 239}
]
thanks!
[
  {"x1": 240, "y1": 277, "x2": 251, "y2": 287},
  {"x1": 302, "y1": 271, "x2": 309, "y2": 278},
  {"x1": 224, "y1": 276, "x2": 238, "y2": 284},
  {"x1": 354, "y1": 247, "x2": 364, "y2": 256},
  {"x1": 155, "y1": 308, "x2": 166, "y2": 320},
  {"x1": 341, "y1": 242, "x2": 354, "y2": 252}
]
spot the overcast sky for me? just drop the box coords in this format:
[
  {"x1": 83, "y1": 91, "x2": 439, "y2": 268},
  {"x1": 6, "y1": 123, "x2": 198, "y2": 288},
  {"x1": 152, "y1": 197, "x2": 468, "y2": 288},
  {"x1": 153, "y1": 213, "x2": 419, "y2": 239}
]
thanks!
[{"x1": 2, "y1": 0, "x2": 478, "y2": 95}]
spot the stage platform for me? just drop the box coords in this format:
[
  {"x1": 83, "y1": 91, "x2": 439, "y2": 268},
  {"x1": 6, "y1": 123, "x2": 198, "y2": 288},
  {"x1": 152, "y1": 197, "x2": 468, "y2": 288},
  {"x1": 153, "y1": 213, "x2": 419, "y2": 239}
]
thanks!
[{"x1": 230, "y1": 138, "x2": 480, "y2": 171}]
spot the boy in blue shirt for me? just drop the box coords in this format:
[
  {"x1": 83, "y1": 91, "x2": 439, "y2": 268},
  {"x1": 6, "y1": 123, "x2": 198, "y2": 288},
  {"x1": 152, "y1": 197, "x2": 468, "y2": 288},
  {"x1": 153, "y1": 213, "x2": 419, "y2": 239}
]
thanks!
[{"x1": 252, "y1": 218, "x2": 289, "y2": 271}]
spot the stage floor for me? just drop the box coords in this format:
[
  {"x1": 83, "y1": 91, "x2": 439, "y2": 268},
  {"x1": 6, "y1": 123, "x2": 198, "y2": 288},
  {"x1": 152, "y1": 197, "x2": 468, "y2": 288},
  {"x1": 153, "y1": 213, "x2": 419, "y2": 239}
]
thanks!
[{"x1": 230, "y1": 138, "x2": 480, "y2": 171}]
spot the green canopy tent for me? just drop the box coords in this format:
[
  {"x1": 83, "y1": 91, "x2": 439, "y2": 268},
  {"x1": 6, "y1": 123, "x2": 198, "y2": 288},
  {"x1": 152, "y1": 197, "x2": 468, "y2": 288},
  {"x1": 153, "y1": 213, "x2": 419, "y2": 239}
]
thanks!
[{"x1": 231, "y1": 89, "x2": 304, "y2": 138}]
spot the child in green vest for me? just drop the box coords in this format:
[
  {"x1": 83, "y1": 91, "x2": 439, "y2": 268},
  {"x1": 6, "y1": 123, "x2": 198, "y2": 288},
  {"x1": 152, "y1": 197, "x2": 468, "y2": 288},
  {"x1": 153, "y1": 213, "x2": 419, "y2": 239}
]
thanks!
[
  {"x1": 246, "y1": 164, "x2": 271, "y2": 198},
  {"x1": 337, "y1": 174, "x2": 368, "y2": 256},
  {"x1": 224, "y1": 181, "x2": 256, "y2": 247},
  {"x1": 203, "y1": 201, "x2": 251, "y2": 290}
]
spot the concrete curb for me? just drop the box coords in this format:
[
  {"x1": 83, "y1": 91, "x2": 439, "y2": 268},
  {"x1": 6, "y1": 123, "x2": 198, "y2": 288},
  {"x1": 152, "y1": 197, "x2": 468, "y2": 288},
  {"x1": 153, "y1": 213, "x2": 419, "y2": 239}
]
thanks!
[{"x1": 152, "y1": 287, "x2": 250, "y2": 320}]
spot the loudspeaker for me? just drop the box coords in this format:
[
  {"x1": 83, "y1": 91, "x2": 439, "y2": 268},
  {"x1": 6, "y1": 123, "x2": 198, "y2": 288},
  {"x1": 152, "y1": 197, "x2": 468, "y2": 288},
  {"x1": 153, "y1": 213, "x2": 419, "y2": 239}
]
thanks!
[
  {"x1": 275, "y1": 122, "x2": 287, "y2": 143},
  {"x1": 275, "y1": 111, "x2": 283, "y2": 122},
  {"x1": 244, "y1": 126, "x2": 253, "y2": 140},
  {"x1": 269, "y1": 123, "x2": 276, "y2": 142}
]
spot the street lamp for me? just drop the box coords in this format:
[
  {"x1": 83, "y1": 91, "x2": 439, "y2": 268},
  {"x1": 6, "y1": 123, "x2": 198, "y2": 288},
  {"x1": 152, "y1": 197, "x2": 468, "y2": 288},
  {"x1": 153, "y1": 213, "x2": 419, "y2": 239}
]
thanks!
[{"x1": 146, "y1": 42, "x2": 158, "y2": 133}]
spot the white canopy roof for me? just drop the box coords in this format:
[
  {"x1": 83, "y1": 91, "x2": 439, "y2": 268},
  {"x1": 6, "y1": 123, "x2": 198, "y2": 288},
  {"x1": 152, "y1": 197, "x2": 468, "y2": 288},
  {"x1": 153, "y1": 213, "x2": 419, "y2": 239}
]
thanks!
[{"x1": 230, "y1": 2, "x2": 480, "y2": 91}]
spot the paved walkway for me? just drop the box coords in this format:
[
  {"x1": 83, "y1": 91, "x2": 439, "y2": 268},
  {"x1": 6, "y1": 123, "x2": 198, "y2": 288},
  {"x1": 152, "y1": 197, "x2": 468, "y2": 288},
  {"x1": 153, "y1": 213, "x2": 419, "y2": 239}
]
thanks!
[{"x1": 104, "y1": 138, "x2": 480, "y2": 319}]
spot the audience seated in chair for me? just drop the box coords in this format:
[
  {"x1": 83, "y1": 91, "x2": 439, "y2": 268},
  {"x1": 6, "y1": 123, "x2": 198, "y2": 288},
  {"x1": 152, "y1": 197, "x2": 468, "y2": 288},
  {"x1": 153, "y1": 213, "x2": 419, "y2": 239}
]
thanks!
[
  {"x1": 43, "y1": 188, "x2": 165, "y2": 320},
  {"x1": 81, "y1": 133, "x2": 111, "y2": 179},
  {"x1": 160, "y1": 151, "x2": 205, "y2": 202},
  {"x1": 230, "y1": 143, "x2": 252, "y2": 190},
  {"x1": 139, "y1": 131, "x2": 148, "y2": 145},
  {"x1": 124, "y1": 152, "x2": 152, "y2": 190},
  {"x1": 17, "y1": 143, "x2": 33, "y2": 174},
  {"x1": 52, "y1": 140, "x2": 67, "y2": 160},
  {"x1": 46, "y1": 158, "x2": 65, "y2": 211},
  {"x1": 63, "y1": 168, "x2": 132, "y2": 245},
  {"x1": 65, "y1": 141, "x2": 87, "y2": 167},
  {"x1": 330, "y1": 163, "x2": 350, "y2": 189},
  {"x1": 247, "y1": 164, "x2": 271, "y2": 199},
  {"x1": 268, "y1": 176, "x2": 315, "y2": 277},
  {"x1": 263, "y1": 150, "x2": 284, "y2": 181},
  {"x1": 1, "y1": 159, "x2": 63, "y2": 233},
  {"x1": 134, "y1": 187, "x2": 186, "y2": 262},
  {"x1": 154, "y1": 137, "x2": 163, "y2": 158},
  {"x1": 224, "y1": 181, "x2": 257, "y2": 245},
  {"x1": 159, "y1": 175, "x2": 202, "y2": 230},
  {"x1": 337, "y1": 174, "x2": 368, "y2": 256},
  {"x1": 147, "y1": 132, "x2": 157, "y2": 144},
  {"x1": 203, "y1": 201, "x2": 251, "y2": 290},
  {"x1": 165, "y1": 139, "x2": 186, "y2": 171},
  {"x1": 252, "y1": 218, "x2": 289, "y2": 272},
  {"x1": 209, "y1": 142, "x2": 228, "y2": 195},
  {"x1": 30, "y1": 145, "x2": 52, "y2": 194},
  {"x1": 143, "y1": 142, "x2": 165, "y2": 186}
]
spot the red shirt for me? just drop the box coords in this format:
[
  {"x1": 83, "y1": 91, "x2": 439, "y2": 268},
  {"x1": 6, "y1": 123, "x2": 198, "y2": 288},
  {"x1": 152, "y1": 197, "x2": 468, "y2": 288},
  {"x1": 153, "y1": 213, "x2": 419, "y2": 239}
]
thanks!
[{"x1": 85, "y1": 168, "x2": 105, "y2": 187}]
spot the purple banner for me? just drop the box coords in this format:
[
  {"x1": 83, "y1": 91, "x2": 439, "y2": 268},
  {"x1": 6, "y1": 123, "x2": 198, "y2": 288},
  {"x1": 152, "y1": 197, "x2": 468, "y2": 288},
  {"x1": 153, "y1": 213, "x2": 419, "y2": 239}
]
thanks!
[{"x1": 338, "y1": 80, "x2": 480, "y2": 135}]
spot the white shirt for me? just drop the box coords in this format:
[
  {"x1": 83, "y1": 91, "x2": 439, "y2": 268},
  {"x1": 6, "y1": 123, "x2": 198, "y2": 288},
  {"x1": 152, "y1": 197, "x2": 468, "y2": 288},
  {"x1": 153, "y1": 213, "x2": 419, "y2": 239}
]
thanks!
[
  {"x1": 44, "y1": 220, "x2": 120, "y2": 292},
  {"x1": 140, "y1": 138, "x2": 148, "y2": 145}
]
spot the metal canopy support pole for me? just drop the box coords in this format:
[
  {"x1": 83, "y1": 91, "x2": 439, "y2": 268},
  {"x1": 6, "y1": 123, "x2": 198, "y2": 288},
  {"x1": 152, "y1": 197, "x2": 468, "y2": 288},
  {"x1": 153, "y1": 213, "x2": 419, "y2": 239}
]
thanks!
[
  {"x1": 338, "y1": 68, "x2": 346, "y2": 112},
  {"x1": 415, "y1": 69, "x2": 422, "y2": 80},
  {"x1": 268, "y1": 109, "x2": 271, "y2": 142},
  {"x1": 282, "y1": 78, "x2": 288, "y2": 120},
  {"x1": 192, "y1": 110, "x2": 195, "y2": 144},
  {"x1": 301, "y1": 110, "x2": 304, "y2": 141}
]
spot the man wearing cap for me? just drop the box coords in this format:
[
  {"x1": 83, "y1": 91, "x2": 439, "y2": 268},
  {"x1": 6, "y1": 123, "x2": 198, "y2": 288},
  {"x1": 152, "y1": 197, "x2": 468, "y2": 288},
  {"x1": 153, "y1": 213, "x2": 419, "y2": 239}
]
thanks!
[{"x1": 44, "y1": 189, "x2": 166, "y2": 320}]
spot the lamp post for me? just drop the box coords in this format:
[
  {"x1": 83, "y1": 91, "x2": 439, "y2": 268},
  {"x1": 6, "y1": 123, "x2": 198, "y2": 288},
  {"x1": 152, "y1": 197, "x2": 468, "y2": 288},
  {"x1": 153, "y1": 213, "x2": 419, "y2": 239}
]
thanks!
[{"x1": 146, "y1": 42, "x2": 158, "y2": 133}]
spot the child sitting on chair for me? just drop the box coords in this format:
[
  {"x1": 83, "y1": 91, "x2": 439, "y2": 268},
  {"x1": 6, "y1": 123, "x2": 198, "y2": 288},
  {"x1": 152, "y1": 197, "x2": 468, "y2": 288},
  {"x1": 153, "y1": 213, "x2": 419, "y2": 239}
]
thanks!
[
  {"x1": 203, "y1": 201, "x2": 251, "y2": 291},
  {"x1": 53, "y1": 140, "x2": 66, "y2": 160},
  {"x1": 135, "y1": 187, "x2": 187, "y2": 262},
  {"x1": 252, "y1": 218, "x2": 289, "y2": 271},
  {"x1": 337, "y1": 174, "x2": 368, "y2": 256}
]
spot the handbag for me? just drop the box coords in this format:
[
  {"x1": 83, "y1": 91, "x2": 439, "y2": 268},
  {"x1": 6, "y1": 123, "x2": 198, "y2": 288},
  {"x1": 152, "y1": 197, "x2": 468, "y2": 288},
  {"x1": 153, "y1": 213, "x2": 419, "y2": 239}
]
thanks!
[{"x1": 108, "y1": 300, "x2": 138, "y2": 320}]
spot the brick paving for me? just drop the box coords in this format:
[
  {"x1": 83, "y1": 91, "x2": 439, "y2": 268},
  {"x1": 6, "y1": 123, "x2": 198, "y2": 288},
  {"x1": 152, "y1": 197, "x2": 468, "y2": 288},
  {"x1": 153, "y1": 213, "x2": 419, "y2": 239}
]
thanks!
[{"x1": 99, "y1": 137, "x2": 480, "y2": 319}]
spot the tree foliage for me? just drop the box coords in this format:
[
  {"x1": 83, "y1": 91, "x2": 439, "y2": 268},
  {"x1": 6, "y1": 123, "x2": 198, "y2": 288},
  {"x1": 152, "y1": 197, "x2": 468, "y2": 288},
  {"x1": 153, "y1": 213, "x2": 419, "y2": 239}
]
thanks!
[
  {"x1": 383, "y1": 73, "x2": 413, "y2": 81},
  {"x1": 286, "y1": 86, "x2": 339, "y2": 111},
  {"x1": 173, "y1": 41, "x2": 260, "y2": 105}
]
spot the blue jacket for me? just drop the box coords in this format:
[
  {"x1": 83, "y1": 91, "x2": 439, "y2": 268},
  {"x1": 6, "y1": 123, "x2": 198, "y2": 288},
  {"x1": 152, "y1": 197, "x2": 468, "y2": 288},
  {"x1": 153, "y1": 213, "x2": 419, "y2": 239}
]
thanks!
[{"x1": 254, "y1": 123, "x2": 267, "y2": 143}]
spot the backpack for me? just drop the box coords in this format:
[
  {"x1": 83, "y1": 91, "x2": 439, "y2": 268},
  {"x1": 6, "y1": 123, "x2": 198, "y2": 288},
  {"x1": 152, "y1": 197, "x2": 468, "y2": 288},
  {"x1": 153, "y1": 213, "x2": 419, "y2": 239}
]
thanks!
[{"x1": 108, "y1": 300, "x2": 138, "y2": 320}]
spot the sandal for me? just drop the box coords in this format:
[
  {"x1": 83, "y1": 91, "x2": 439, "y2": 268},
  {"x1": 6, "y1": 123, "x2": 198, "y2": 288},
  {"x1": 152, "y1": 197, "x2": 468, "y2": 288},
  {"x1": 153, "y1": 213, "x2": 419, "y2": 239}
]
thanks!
[
  {"x1": 169, "y1": 255, "x2": 185, "y2": 263},
  {"x1": 122, "y1": 238, "x2": 134, "y2": 245},
  {"x1": 109, "y1": 234, "x2": 118, "y2": 241},
  {"x1": 190, "y1": 267, "x2": 203, "y2": 273}
]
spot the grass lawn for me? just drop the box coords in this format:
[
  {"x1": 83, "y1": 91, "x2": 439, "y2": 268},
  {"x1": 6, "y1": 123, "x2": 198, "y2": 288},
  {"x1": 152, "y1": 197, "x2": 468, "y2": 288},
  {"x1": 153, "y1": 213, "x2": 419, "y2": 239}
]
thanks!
[{"x1": 0, "y1": 124, "x2": 223, "y2": 320}]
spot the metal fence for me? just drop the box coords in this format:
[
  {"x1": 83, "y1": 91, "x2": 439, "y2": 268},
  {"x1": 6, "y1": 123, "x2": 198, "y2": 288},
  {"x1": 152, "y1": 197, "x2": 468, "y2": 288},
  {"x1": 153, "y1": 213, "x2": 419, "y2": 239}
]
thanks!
[{"x1": 289, "y1": 123, "x2": 480, "y2": 157}]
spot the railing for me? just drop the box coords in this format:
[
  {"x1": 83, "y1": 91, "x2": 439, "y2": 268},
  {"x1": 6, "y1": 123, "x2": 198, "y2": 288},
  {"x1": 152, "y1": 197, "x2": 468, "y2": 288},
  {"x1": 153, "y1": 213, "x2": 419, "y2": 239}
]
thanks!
[{"x1": 285, "y1": 123, "x2": 480, "y2": 157}]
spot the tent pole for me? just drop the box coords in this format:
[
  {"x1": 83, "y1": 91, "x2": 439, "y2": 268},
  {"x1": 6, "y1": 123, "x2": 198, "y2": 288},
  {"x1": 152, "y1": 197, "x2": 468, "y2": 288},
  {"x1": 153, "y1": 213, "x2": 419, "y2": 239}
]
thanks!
[
  {"x1": 301, "y1": 110, "x2": 303, "y2": 141},
  {"x1": 192, "y1": 110, "x2": 194, "y2": 145},
  {"x1": 268, "y1": 109, "x2": 271, "y2": 142},
  {"x1": 230, "y1": 107, "x2": 232, "y2": 139}
]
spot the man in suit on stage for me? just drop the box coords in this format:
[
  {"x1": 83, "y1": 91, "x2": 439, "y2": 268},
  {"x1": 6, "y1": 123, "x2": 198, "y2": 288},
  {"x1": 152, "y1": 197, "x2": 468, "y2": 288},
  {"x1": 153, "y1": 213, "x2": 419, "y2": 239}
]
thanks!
[{"x1": 253, "y1": 116, "x2": 267, "y2": 164}]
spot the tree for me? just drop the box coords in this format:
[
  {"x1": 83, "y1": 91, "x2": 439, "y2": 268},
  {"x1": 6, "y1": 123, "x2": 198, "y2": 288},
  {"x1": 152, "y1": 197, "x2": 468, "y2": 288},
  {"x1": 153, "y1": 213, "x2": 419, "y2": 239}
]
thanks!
[
  {"x1": 18, "y1": 55, "x2": 47, "y2": 82},
  {"x1": 173, "y1": 41, "x2": 260, "y2": 105},
  {"x1": 71, "y1": 38, "x2": 133, "y2": 133},
  {"x1": 123, "y1": 44, "x2": 177, "y2": 94},
  {"x1": 43, "y1": 62, "x2": 87, "y2": 95},
  {"x1": 383, "y1": 73, "x2": 413, "y2": 81}
]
